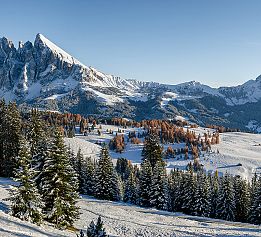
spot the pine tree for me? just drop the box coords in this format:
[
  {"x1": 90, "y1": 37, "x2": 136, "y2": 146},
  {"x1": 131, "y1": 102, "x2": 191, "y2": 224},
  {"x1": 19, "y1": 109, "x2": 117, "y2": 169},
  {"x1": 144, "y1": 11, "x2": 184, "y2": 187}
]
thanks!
[
  {"x1": 0, "y1": 102, "x2": 22, "y2": 177},
  {"x1": 150, "y1": 160, "x2": 169, "y2": 210},
  {"x1": 180, "y1": 168, "x2": 196, "y2": 215},
  {"x1": 75, "y1": 148, "x2": 88, "y2": 194},
  {"x1": 87, "y1": 216, "x2": 108, "y2": 237},
  {"x1": 216, "y1": 173, "x2": 236, "y2": 221},
  {"x1": 68, "y1": 146, "x2": 77, "y2": 171},
  {"x1": 94, "y1": 147, "x2": 120, "y2": 201},
  {"x1": 116, "y1": 158, "x2": 131, "y2": 180},
  {"x1": 248, "y1": 176, "x2": 261, "y2": 225},
  {"x1": 27, "y1": 109, "x2": 48, "y2": 188},
  {"x1": 9, "y1": 138, "x2": 43, "y2": 224},
  {"x1": 192, "y1": 171, "x2": 210, "y2": 217},
  {"x1": 41, "y1": 129, "x2": 79, "y2": 228},
  {"x1": 85, "y1": 156, "x2": 95, "y2": 196},
  {"x1": 124, "y1": 168, "x2": 138, "y2": 204},
  {"x1": 168, "y1": 169, "x2": 182, "y2": 212},
  {"x1": 138, "y1": 159, "x2": 152, "y2": 207},
  {"x1": 234, "y1": 176, "x2": 250, "y2": 222},
  {"x1": 142, "y1": 133, "x2": 163, "y2": 169},
  {"x1": 0, "y1": 99, "x2": 7, "y2": 176},
  {"x1": 77, "y1": 230, "x2": 85, "y2": 237},
  {"x1": 209, "y1": 171, "x2": 219, "y2": 218}
]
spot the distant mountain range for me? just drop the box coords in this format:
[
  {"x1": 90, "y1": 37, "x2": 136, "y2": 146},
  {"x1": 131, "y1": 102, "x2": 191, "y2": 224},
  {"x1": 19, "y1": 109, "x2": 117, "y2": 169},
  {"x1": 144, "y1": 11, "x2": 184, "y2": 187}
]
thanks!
[{"x1": 0, "y1": 33, "x2": 260, "y2": 132}]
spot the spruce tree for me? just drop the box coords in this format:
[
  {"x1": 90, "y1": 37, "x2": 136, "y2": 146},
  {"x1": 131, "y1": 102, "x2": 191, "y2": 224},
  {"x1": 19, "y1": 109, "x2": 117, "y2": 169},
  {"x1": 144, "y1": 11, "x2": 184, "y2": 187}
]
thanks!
[
  {"x1": 216, "y1": 173, "x2": 236, "y2": 221},
  {"x1": 116, "y1": 158, "x2": 131, "y2": 180},
  {"x1": 192, "y1": 171, "x2": 210, "y2": 217},
  {"x1": 209, "y1": 171, "x2": 219, "y2": 218},
  {"x1": 234, "y1": 176, "x2": 250, "y2": 222},
  {"x1": 87, "y1": 216, "x2": 108, "y2": 237},
  {"x1": 0, "y1": 102, "x2": 22, "y2": 177},
  {"x1": 180, "y1": 168, "x2": 196, "y2": 215},
  {"x1": 27, "y1": 109, "x2": 48, "y2": 188},
  {"x1": 142, "y1": 133, "x2": 163, "y2": 169},
  {"x1": 138, "y1": 159, "x2": 152, "y2": 207},
  {"x1": 75, "y1": 148, "x2": 88, "y2": 194},
  {"x1": 0, "y1": 99, "x2": 7, "y2": 176},
  {"x1": 150, "y1": 160, "x2": 169, "y2": 210},
  {"x1": 124, "y1": 168, "x2": 138, "y2": 204},
  {"x1": 168, "y1": 169, "x2": 182, "y2": 212},
  {"x1": 68, "y1": 146, "x2": 77, "y2": 171},
  {"x1": 9, "y1": 138, "x2": 43, "y2": 224},
  {"x1": 41, "y1": 129, "x2": 79, "y2": 228},
  {"x1": 94, "y1": 146, "x2": 120, "y2": 201},
  {"x1": 248, "y1": 176, "x2": 261, "y2": 225},
  {"x1": 85, "y1": 156, "x2": 95, "y2": 196}
]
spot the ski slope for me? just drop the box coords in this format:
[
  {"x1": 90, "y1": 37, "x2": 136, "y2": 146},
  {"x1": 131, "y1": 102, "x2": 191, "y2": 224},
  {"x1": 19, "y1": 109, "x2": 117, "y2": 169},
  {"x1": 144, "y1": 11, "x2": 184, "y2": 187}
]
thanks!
[{"x1": 0, "y1": 178, "x2": 260, "y2": 237}]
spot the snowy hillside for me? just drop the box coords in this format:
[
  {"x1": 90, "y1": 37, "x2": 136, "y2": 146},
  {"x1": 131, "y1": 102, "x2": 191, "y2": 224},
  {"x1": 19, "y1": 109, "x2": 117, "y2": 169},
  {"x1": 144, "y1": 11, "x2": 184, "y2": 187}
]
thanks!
[
  {"x1": 0, "y1": 178, "x2": 260, "y2": 237},
  {"x1": 219, "y1": 76, "x2": 261, "y2": 105},
  {"x1": 64, "y1": 124, "x2": 261, "y2": 180}
]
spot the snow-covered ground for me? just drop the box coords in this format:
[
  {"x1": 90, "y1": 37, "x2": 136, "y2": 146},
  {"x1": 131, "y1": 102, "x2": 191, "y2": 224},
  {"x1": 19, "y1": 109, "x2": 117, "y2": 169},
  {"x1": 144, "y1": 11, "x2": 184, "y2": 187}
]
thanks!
[
  {"x1": 65, "y1": 124, "x2": 261, "y2": 180},
  {"x1": 0, "y1": 178, "x2": 260, "y2": 237}
]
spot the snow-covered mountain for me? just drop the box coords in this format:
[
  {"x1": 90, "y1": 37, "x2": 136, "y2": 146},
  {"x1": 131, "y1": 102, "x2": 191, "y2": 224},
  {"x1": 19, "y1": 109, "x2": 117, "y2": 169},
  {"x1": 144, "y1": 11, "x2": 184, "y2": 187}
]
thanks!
[{"x1": 0, "y1": 33, "x2": 261, "y2": 132}]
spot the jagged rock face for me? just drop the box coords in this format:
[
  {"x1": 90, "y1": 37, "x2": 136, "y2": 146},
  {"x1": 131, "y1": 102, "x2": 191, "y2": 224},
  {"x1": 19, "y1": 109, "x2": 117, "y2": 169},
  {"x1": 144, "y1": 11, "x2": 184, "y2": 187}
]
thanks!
[
  {"x1": 0, "y1": 33, "x2": 260, "y2": 132},
  {"x1": 0, "y1": 37, "x2": 19, "y2": 90},
  {"x1": 0, "y1": 34, "x2": 90, "y2": 98}
]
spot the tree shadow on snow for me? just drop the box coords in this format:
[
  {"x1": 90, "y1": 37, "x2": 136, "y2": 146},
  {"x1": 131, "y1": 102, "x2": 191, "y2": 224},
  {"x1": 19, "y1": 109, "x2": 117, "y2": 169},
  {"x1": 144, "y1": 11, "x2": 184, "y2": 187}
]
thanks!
[
  {"x1": 0, "y1": 201, "x2": 9, "y2": 212},
  {"x1": 0, "y1": 215, "x2": 66, "y2": 237}
]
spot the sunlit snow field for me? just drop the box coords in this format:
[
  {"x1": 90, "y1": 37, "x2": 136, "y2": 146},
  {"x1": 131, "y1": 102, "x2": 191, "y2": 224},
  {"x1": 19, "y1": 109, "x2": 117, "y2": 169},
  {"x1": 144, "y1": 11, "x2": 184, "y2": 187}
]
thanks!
[
  {"x1": 65, "y1": 124, "x2": 261, "y2": 180},
  {"x1": 0, "y1": 178, "x2": 260, "y2": 237}
]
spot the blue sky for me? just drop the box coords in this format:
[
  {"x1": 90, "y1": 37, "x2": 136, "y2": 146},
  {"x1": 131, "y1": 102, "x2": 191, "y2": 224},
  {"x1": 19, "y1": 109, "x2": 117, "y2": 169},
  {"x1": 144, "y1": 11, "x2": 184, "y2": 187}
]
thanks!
[{"x1": 1, "y1": 0, "x2": 261, "y2": 87}]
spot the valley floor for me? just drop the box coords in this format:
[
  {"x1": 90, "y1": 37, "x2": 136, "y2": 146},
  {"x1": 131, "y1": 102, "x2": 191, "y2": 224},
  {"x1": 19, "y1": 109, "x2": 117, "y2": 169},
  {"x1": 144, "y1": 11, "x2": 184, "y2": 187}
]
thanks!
[{"x1": 0, "y1": 178, "x2": 260, "y2": 237}]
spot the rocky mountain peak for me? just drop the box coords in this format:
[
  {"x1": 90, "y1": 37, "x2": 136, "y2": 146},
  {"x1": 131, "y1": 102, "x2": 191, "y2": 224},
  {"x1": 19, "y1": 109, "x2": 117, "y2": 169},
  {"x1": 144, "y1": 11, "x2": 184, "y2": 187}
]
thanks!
[{"x1": 0, "y1": 33, "x2": 260, "y2": 132}]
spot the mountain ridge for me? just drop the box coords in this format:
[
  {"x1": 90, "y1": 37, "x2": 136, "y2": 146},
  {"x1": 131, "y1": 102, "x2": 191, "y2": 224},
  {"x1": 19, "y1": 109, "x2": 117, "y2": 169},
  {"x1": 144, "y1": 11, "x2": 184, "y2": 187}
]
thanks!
[{"x1": 0, "y1": 33, "x2": 260, "y2": 132}]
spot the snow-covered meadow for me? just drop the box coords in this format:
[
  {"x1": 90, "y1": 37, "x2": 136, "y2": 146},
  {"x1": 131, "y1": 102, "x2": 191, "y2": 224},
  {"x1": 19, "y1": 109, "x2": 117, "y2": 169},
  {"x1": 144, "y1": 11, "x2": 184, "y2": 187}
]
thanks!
[
  {"x1": 0, "y1": 178, "x2": 260, "y2": 237},
  {"x1": 65, "y1": 124, "x2": 261, "y2": 180}
]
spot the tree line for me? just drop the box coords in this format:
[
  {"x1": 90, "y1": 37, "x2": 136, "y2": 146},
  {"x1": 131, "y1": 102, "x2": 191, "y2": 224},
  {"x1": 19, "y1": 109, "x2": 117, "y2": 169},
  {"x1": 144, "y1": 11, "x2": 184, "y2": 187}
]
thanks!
[
  {"x1": 0, "y1": 101, "x2": 260, "y2": 232},
  {"x1": 0, "y1": 101, "x2": 79, "y2": 229},
  {"x1": 74, "y1": 133, "x2": 261, "y2": 225}
]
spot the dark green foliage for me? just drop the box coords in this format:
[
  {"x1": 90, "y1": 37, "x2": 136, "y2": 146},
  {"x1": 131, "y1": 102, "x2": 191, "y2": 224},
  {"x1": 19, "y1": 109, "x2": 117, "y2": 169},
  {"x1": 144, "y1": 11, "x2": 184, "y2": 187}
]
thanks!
[
  {"x1": 234, "y1": 176, "x2": 250, "y2": 222},
  {"x1": 123, "y1": 168, "x2": 138, "y2": 204},
  {"x1": 209, "y1": 172, "x2": 219, "y2": 218},
  {"x1": 216, "y1": 173, "x2": 236, "y2": 221},
  {"x1": 41, "y1": 130, "x2": 79, "y2": 228},
  {"x1": 0, "y1": 101, "x2": 22, "y2": 177},
  {"x1": 75, "y1": 148, "x2": 88, "y2": 194},
  {"x1": 138, "y1": 159, "x2": 152, "y2": 207},
  {"x1": 142, "y1": 133, "x2": 163, "y2": 169},
  {"x1": 87, "y1": 216, "x2": 108, "y2": 237},
  {"x1": 94, "y1": 147, "x2": 120, "y2": 201},
  {"x1": 168, "y1": 169, "x2": 182, "y2": 212},
  {"x1": 27, "y1": 109, "x2": 48, "y2": 188},
  {"x1": 116, "y1": 158, "x2": 131, "y2": 180},
  {"x1": 9, "y1": 138, "x2": 43, "y2": 225},
  {"x1": 180, "y1": 169, "x2": 196, "y2": 215},
  {"x1": 248, "y1": 176, "x2": 261, "y2": 224},
  {"x1": 150, "y1": 161, "x2": 169, "y2": 210},
  {"x1": 192, "y1": 171, "x2": 210, "y2": 217},
  {"x1": 84, "y1": 156, "x2": 95, "y2": 196}
]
